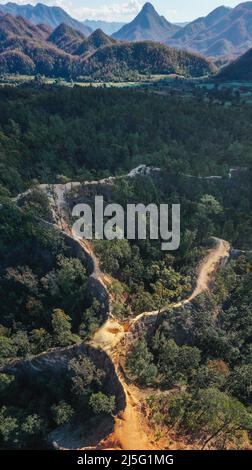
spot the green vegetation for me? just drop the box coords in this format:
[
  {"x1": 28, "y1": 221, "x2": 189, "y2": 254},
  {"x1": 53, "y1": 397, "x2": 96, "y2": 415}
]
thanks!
[
  {"x1": 126, "y1": 255, "x2": 252, "y2": 449},
  {"x1": 1, "y1": 87, "x2": 252, "y2": 197},
  {"x1": 0, "y1": 85, "x2": 251, "y2": 449},
  {"x1": 0, "y1": 354, "x2": 115, "y2": 449},
  {"x1": 0, "y1": 14, "x2": 214, "y2": 80},
  {"x1": 0, "y1": 200, "x2": 104, "y2": 364},
  {"x1": 73, "y1": 168, "x2": 252, "y2": 317}
]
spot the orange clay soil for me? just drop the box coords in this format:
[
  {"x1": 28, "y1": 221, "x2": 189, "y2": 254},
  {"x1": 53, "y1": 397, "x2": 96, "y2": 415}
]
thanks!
[{"x1": 85, "y1": 238, "x2": 230, "y2": 450}]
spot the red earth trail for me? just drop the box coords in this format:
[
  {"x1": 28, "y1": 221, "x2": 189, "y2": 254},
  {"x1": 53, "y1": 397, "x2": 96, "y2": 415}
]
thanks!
[
  {"x1": 16, "y1": 170, "x2": 231, "y2": 450},
  {"x1": 88, "y1": 237, "x2": 230, "y2": 450}
]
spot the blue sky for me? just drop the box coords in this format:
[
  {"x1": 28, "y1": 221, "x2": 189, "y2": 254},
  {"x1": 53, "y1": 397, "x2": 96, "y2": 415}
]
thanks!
[{"x1": 0, "y1": 1, "x2": 242, "y2": 22}]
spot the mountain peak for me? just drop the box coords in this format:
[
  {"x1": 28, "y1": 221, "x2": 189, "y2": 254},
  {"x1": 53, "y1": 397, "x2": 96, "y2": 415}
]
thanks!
[
  {"x1": 90, "y1": 28, "x2": 108, "y2": 39},
  {"x1": 142, "y1": 2, "x2": 156, "y2": 13},
  {"x1": 48, "y1": 22, "x2": 86, "y2": 54},
  {"x1": 76, "y1": 27, "x2": 116, "y2": 56},
  {"x1": 113, "y1": 1, "x2": 180, "y2": 42}
]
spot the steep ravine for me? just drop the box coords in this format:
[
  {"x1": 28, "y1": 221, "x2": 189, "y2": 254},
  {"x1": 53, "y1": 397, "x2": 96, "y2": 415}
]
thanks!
[{"x1": 11, "y1": 168, "x2": 231, "y2": 450}]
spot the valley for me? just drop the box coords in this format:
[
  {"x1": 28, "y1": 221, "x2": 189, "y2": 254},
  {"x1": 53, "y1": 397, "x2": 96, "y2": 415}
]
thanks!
[{"x1": 0, "y1": 63, "x2": 251, "y2": 451}]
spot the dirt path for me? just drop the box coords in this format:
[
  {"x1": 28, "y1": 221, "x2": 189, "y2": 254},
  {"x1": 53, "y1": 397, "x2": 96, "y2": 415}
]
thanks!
[
  {"x1": 85, "y1": 237, "x2": 230, "y2": 450},
  {"x1": 48, "y1": 183, "x2": 230, "y2": 451},
  {"x1": 131, "y1": 238, "x2": 230, "y2": 326},
  {"x1": 16, "y1": 175, "x2": 231, "y2": 451},
  {"x1": 186, "y1": 237, "x2": 230, "y2": 303}
]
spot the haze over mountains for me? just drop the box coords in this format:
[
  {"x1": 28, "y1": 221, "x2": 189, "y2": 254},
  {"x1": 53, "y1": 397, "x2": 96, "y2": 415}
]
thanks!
[
  {"x1": 83, "y1": 19, "x2": 125, "y2": 36},
  {"x1": 169, "y1": 2, "x2": 252, "y2": 59}
]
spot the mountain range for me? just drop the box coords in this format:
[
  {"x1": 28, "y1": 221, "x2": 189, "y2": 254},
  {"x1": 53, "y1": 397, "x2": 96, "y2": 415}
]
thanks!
[
  {"x1": 168, "y1": 2, "x2": 252, "y2": 59},
  {"x1": 0, "y1": 2, "x2": 91, "y2": 35},
  {"x1": 112, "y1": 2, "x2": 252, "y2": 60},
  {"x1": 1, "y1": 2, "x2": 252, "y2": 60},
  {"x1": 0, "y1": 12, "x2": 215, "y2": 80},
  {"x1": 1, "y1": 2, "x2": 252, "y2": 81}
]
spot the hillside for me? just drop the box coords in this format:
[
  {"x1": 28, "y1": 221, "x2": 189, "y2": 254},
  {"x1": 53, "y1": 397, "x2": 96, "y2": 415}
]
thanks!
[
  {"x1": 0, "y1": 14, "x2": 216, "y2": 80},
  {"x1": 170, "y1": 6, "x2": 231, "y2": 45},
  {"x1": 169, "y1": 2, "x2": 252, "y2": 59},
  {"x1": 218, "y1": 46, "x2": 252, "y2": 80},
  {"x1": 0, "y1": 13, "x2": 46, "y2": 42},
  {"x1": 0, "y1": 14, "x2": 78, "y2": 77},
  {"x1": 113, "y1": 2, "x2": 180, "y2": 42},
  {"x1": 76, "y1": 29, "x2": 116, "y2": 57},
  {"x1": 82, "y1": 41, "x2": 216, "y2": 79},
  {"x1": 36, "y1": 23, "x2": 53, "y2": 39},
  {"x1": 0, "y1": 2, "x2": 91, "y2": 35},
  {"x1": 48, "y1": 23, "x2": 85, "y2": 55}
]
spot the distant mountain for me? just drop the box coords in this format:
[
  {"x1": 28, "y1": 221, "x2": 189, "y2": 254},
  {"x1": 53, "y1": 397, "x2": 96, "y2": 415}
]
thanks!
[
  {"x1": 169, "y1": 3, "x2": 252, "y2": 59},
  {"x1": 170, "y1": 6, "x2": 231, "y2": 44},
  {"x1": 218, "y1": 46, "x2": 252, "y2": 80},
  {"x1": 83, "y1": 19, "x2": 125, "y2": 35},
  {"x1": 48, "y1": 23, "x2": 85, "y2": 55},
  {"x1": 83, "y1": 41, "x2": 216, "y2": 79},
  {"x1": 49, "y1": 26, "x2": 115, "y2": 57},
  {"x1": 0, "y1": 2, "x2": 91, "y2": 35},
  {"x1": 112, "y1": 2, "x2": 180, "y2": 42}
]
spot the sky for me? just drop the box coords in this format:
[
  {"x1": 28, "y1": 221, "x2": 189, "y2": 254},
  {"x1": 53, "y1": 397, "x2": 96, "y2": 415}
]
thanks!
[{"x1": 0, "y1": 0, "x2": 243, "y2": 22}]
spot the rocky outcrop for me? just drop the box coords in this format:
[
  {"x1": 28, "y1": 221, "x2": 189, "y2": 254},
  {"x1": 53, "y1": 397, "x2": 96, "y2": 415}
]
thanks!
[{"x1": 2, "y1": 343, "x2": 125, "y2": 414}]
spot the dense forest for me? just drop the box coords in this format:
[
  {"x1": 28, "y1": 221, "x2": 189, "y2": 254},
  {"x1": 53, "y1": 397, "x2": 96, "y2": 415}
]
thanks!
[
  {"x1": 0, "y1": 195, "x2": 106, "y2": 365},
  {"x1": 0, "y1": 85, "x2": 251, "y2": 449},
  {"x1": 69, "y1": 169, "x2": 252, "y2": 316},
  {"x1": 1, "y1": 86, "x2": 252, "y2": 197},
  {"x1": 126, "y1": 255, "x2": 252, "y2": 449},
  {"x1": 0, "y1": 352, "x2": 116, "y2": 449}
]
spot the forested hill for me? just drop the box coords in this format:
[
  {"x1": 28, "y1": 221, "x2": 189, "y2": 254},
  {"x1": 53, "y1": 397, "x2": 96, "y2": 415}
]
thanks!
[
  {"x1": 0, "y1": 13, "x2": 215, "y2": 79},
  {"x1": 82, "y1": 42, "x2": 215, "y2": 79},
  {"x1": 47, "y1": 23, "x2": 86, "y2": 55},
  {"x1": 1, "y1": 86, "x2": 252, "y2": 197},
  {"x1": 218, "y1": 47, "x2": 252, "y2": 80}
]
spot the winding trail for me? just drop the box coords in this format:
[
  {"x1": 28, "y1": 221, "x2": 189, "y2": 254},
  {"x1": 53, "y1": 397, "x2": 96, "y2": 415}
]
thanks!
[
  {"x1": 87, "y1": 237, "x2": 230, "y2": 450},
  {"x1": 16, "y1": 167, "x2": 231, "y2": 450}
]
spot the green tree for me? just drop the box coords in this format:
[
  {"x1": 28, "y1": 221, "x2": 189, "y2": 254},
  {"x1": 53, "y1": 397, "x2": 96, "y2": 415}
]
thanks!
[
  {"x1": 0, "y1": 374, "x2": 14, "y2": 395},
  {"x1": 126, "y1": 339, "x2": 158, "y2": 386},
  {"x1": 21, "y1": 414, "x2": 44, "y2": 438},
  {"x1": 51, "y1": 309, "x2": 79, "y2": 347},
  {"x1": 227, "y1": 365, "x2": 252, "y2": 404},
  {"x1": 89, "y1": 392, "x2": 115, "y2": 415},
  {"x1": 51, "y1": 401, "x2": 74, "y2": 426},
  {"x1": 186, "y1": 388, "x2": 252, "y2": 449},
  {"x1": 69, "y1": 356, "x2": 105, "y2": 396},
  {"x1": 0, "y1": 407, "x2": 18, "y2": 444},
  {"x1": 56, "y1": 256, "x2": 87, "y2": 297}
]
